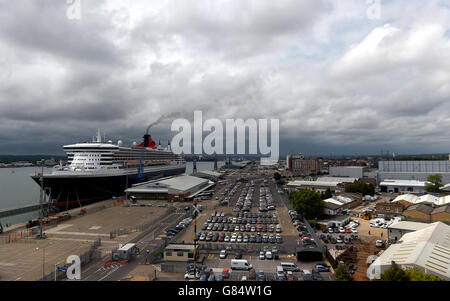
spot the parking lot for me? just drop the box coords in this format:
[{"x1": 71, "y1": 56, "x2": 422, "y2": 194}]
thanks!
[{"x1": 172, "y1": 167, "x2": 334, "y2": 281}]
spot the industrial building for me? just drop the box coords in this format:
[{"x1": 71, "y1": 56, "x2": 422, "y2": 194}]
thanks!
[
  {"x1": 329, "y1": 166, "x2": 367, "y2": 178},
  {"x1": 402, "y1": 204, "x2": 434, "y2": 223},
  {"x1": 391, "y1": 194, "x2": 450, "y2": 207},
  {"x1": 286, "y1": 177, "x2": 358, "y2": 193},
  {"x1": 431, "y1": 205, "x2": 450, "y2": 223},
  {"x1": 367, "y1": 222, "x2": 450, "y2": 280},
  {"x1": 387, "y1": 221, "x2": 431, "y2": 243},
  {"x1": 375, "y1": 202, "x2": 405, "y2": 219},
  {"x1": 323, "y1": 195, "x2": 358, "y2": 216},
  {"x1": 163, "y1": 244, "x2": 195, "y2": 262},
  {"x1": 379, "y1": 179, "x2": 428, "y2": 193},
  {"x1": 125, "y1": 175, "x2": 214, "y2": 201},
  {"x1": 286, "y1": 153, "x2": 319, "y2": 175},
  {"x1": 377, "y1": 160, "x2": 450, "y2": 184},
  {"x1": 191, "y1": 170, "x2": 224, "y2": 182}
]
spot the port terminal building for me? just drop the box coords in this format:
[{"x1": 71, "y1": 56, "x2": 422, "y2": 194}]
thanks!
[
  {"x1": 191, "y1": 170, "x2": 224, "y2": 182},
  {"x1": 125, "y1": 175, "x2": 214, "y2": 201}
]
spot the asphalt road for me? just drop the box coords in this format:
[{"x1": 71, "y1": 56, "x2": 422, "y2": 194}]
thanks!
[{"x1": 80, "y1": 206, "x2": 188, "y2": 281}]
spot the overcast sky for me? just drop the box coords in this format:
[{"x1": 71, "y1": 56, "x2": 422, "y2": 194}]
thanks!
[{"x1": 1, "y1": 0, "x2": 450, "y2": 156}]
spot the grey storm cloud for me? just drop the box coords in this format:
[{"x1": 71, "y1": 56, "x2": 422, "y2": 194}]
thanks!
[{"x1": 0, "y1": 0, "x2": 450, "y2": 156}]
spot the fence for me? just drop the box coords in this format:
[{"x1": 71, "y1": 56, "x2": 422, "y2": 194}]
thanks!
[
  {"x1": 0, "y1": 228, "x2": 35, "y2": 244},
  {"x1": 37, "y1": 238, "x2": 102, "y2": 281}
]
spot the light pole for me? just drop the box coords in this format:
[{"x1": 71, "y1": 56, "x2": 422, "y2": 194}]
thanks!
[
  {"x1": 39, "y1": 159, "x2": 45, "y2": 239},
  {"x1": 36, "y1": 247, "x2": 45, "y2": 279},
  {"x1": 125, "y1": 162, "x2": 129, "y2": 203}
]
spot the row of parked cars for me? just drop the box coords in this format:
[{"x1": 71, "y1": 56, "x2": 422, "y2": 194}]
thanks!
[
  {"x1": 221, "y1": 182, "x2": 241, "y2": 206},
  {"x1": 289, "y1": 210, "x2": 315, "y2": 243},
  {"x1": 166, "y1": 217, "x2": 193, "y2": 236},
  {"x1": 203, "y1": 222, "x2": 282, "y2": 233},
  {"x1": 320, "y1": 233, "x2": 359, "y2": 244},
  {"x1": 198, "y1": 232, "x2": 283, "y2": 244},
  {"x1": 234, "y1": 181, "x2": 255, "y2": 212},
  {"x1": 258, "y1": 185, "x2": 276, "y2": 211},
  {"x1": 185, "y1": 261, "x2": 331, "y2": 281}
]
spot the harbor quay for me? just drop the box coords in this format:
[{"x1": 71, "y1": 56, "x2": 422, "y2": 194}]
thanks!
[{"x1": 0, "y1": 198, "x2": 185, "y2": 281}]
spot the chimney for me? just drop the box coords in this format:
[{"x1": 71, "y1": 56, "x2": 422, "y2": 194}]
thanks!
[{"x1": 143, "y1": 134, "x2": 150, "y2": 147}]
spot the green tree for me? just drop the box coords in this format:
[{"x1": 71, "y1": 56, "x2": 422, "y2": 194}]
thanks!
[
  {"x1": 273, "y1": 172, "x2": 281, "y2": 181},
  {"x1": 345, "y1": 182, "x2": 375, "y2": 196},
  {"x1": 379, "y1": 262, "x2": 410, "y2": 281},
  {"x1": 425, "y1": 174, "x2": 442, "y2": 193},
  {"x1": 405, "y1": 268, "x2": 442, "y2": 281},
  {"x1": 323, "y1": 187, "x2": 333, "y2": 200},
  {"x1": 335, "y1": 264, "x2": 351, "y2": 281},
  {"x1": 289, "y1": 189, "x2": 325, "y2": 219}
]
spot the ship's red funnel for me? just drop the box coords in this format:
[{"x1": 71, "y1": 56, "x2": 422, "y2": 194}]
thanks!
[{"x1": 138, "y1": 134, "x2": 156, "y2": 149}]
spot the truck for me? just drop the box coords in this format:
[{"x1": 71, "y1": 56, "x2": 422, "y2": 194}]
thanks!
[{"x1": 112, "y1": 243, "x2": 138, "y2": 261}]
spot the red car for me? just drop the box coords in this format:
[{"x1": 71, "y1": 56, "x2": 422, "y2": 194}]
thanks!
[
  {"x1": 249, "y1": 269, "x2": 256, "y2": 280},
  {"x1": 247, "y1": 245, "x2": 254, "y2": 253},
  {"x1": 222, "y1": 269, "x2": 230, "y2": 279},
  {"x1": 218, "y1": 234, "x2": 224, "y2": 242},
  {"x1": 345, "y1": 228, "x2": 352, "y2": 233}
]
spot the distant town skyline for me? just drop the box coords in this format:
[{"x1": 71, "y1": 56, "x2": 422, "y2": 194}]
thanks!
[{"x1": 1, "y1": 1, "x2": 450, "y2": 156}]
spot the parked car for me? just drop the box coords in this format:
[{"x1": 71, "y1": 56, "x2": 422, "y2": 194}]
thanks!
[
  {"x1": 259, "y1": 251, "x2": 265, "y2": 260},
  {"x1": 257, "y1": 270, "x2": 265, "y2": 281},
  {"x1": 376, "y1": 240, "x2": 384, "y2": 248},
  {"x1": 220, "y1": 249, "x2": 227, "y2": 259},
  {"x1": 315, "y1": 263, "x2": 330, "y2": 272},
  {"x1": 249, "y1": 269, "x2": 256, "y2": 280},
  {"x1": 184, "y1": 270, "x2": 201, "y2": 279},
  {"x1": 222, "y1": 269, "x2": 230, "y2": 279}
]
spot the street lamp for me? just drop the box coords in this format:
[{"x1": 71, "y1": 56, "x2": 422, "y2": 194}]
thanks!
[
  {"x1": 39, "y1": 159, "x2": 45, "y2": 239},
  {"x1": 36, "y1": 247, "x2": 45, "y2": 279}
]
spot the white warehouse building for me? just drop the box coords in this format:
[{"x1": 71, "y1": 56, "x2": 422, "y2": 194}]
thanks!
[{"x1": 367, "y1": 222, "x2": 450, "y2": 281}]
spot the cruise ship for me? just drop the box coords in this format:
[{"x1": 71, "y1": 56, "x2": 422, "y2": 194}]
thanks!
[{"x1": 31, "y1": 130, "x2": 186, "y2": 210}]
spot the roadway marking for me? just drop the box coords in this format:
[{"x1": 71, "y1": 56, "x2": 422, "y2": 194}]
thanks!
[
  {"x1": 48, "y1": 237, "x2": 117, "y2": 243},
  {"x1": 0, "y1": 262, "x2": 16, "y2": 267},
  {"x1": 45, "y1": 224, "x2": 73, "y2": 233},
  {"x1": 89, "y1": 226, "x2": 102, "y2": 230},
  {"x1": 46, "y1": 231, "x2": 110, "y2": 237},
  {"x1": 98, "y1": 265, "x2": 120, "y2": 281}
]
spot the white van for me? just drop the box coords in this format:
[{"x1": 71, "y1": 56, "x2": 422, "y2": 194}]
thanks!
[
  {"x1": 281, "y1": 262, "x2": 300, "y2": 272},
  {"x1": 276, "y1": 266, "x2": 285, "y2": 278},
  {"x1": 231, "y1": 259, "x2": 253, "y2": 270}
]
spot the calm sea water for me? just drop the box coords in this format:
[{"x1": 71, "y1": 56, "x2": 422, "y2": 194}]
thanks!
[{"x1": 0, "y1": 162, "x2": 223, "y2": 226}]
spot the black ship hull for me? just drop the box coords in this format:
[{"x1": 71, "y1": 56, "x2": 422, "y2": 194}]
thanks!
[{"x1": 31, "y1": 166, "x2": 186, "y2": 211}]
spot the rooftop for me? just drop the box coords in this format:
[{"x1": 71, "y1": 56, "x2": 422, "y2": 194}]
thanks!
[
  {"x1": 391, "y1": 193, "x2": 450, "y2": 206},
  {"x1": 431, "y1": 204, "x2": 450, "y2": 215},
  {"x1": 127, "y1": 175, "x2": 209, "y2": 193},
  {"x1": 404, "y1": 203, "x2": 434, "y2": 215},
  {"x1": 380, "y1": 179, "x2": 428, "y2": 187},
  {"x1": 369, "y1": 222, "x2": 450, "y2": 280},
  {"x1": 165, "y1": 244, "x2": 195, "y2": 250},
  {"x1": 388, "y1": 221, "x2": 432, "y2": 231}
]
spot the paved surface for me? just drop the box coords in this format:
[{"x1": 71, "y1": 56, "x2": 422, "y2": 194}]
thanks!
[{"x1": 0, "y1": 200, "x2": 182, "y2": 281}]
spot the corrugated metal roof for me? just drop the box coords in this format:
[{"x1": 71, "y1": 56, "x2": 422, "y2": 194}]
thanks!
[
  {"x1": 127, "y1": 175, "x2": 209, "y2": 193},
  {"x1": 158, "y1": 175, "x2": 209, "y2": 191},
  {"x1": 388, "y1": 221, "x2": 432, "y2": 231},
  {"x1": 369, "y1": 222, "x2": 450, "y2": 280},
  {"x1": 391, "y1": 194, "x2": 450, "y2": 206}
]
